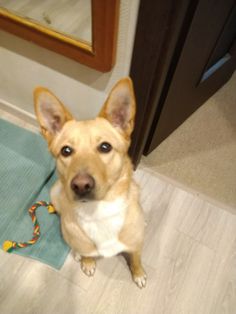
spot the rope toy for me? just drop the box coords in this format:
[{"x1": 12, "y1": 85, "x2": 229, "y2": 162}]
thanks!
[{"x1": 2, "y1": 201, "x2": 56, "y2": 253}]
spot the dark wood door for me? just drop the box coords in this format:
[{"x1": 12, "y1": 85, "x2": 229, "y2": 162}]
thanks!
[{"x1": 129, "y1": 0, "x2": 236, "y2": 164}]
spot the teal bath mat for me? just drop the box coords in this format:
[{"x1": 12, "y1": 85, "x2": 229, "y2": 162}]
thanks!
[{"x1": 0, "y1": 119, "x2": 70, "y2": 269}]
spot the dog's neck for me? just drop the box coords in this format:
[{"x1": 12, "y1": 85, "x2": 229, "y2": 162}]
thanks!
[{"x1": 76, "y1": 196, "x2": 127, "y2": 221}]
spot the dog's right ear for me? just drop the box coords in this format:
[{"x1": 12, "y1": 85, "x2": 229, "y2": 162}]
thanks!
[{"x1": 34, "y1": 87, "x2": 73, "y2": 143}]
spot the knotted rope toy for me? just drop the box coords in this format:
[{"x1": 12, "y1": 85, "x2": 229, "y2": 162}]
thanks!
[{"x1": 2, "y1": 201, "x2": 56, "y2": 253}]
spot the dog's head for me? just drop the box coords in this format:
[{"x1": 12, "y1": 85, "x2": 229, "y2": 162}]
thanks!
[{"x1": 34, "y1": 78, "x2": 136, "y2": 202}]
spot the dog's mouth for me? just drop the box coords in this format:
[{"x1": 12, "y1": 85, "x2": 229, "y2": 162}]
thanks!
[
  {"x1": 78, "y1": 196, "x2": 92, "y2": 203},
  {"x1": 81, "y1": 199, "x2": 88, "y2": 203},
  {"x1": 73, "y1": 191, "x2": 96, "y2": 203}
]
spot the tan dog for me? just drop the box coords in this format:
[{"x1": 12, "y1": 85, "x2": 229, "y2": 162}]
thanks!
[{"x1": 34, "y1": 78, "x2": 146, "y2": 288}]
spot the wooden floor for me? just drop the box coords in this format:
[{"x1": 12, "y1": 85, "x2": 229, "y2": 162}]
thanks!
[{"x1": 0, "y1": 164, "x2": 235, "y2": 314}]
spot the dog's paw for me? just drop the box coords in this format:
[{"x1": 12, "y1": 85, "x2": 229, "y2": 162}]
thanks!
[
  {"x1": 80, "y1": 257, "x2": 96, "y2": 277},
  {"x1": 72, "y1": 251, "x2": 81, "y2": 263},
  {"x1": 133, "y1": 272, "x2": 147, "y2": 289}
]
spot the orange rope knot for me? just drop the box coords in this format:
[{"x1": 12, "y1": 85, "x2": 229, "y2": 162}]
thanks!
[{"x1": 2, "y1": 201, "x2": 56, "y2": 253}]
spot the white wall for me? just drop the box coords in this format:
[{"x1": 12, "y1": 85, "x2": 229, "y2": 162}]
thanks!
[{"x1": 0, "y1": 0, "x2": 140, "y2": 123}]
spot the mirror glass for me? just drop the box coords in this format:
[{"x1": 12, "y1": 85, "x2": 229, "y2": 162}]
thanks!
[{"x1": 0, "y1": 0, "x2": 92, "y2": 44}]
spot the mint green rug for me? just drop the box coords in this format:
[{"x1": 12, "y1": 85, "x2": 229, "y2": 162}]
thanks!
[{"x1": 0, "y1": 119, "x2": 70, "y2": 269}]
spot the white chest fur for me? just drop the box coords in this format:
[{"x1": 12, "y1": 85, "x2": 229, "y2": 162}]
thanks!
[{"x1": 76, "y1": 197, "x2": 128, "y2": 257}]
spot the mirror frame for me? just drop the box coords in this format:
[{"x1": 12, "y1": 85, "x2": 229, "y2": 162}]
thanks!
[{"x1": 0, "y1": 0, "x2": 120, "y2": 72}]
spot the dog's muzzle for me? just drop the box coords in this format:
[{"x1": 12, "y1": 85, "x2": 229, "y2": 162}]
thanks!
[{"x1": 70, "y1": 173, "x2": 95, "y2": 199}]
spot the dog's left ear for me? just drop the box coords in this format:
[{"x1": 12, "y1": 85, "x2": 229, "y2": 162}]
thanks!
[{"x1": 99, "y1": 77, "x2": 136, "y2": 138}]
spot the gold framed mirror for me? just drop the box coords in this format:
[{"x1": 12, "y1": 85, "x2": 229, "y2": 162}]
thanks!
[{"x1": 0, "y1": 0, "x2": 120, "y2": 72}]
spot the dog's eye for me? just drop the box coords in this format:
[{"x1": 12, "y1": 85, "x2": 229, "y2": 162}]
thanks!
[
  {"x1": 98, "y1": 142, "x2": 112, "y2": 153},
  {"x1": 61, "y1": 146, "x2": 73, "y2": 157}
]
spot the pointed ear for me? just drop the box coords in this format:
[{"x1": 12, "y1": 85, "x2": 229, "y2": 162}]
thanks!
[
  {"x1": 34, "y1": 87, "x2": 73, "y2": 143},
  {"x1": 99, "y1": 77, "x2": 136, "y2": 137}
]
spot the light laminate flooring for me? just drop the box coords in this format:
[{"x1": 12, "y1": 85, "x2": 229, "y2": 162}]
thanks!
[{"x1": 0, "y1": 113, "x2": 236, "y2": 314}]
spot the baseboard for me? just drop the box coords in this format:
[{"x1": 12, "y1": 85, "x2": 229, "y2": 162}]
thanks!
[
  {"x1": 0, "y1": 98, "x2": 37, "y2": 127},
  {"x1": 139, "y1": 163, "x2": 236, "y2": 215}
]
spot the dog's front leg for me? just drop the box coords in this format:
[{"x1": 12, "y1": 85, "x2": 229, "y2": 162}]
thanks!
[
  {"x1": 80, "y1": 256, "x2": 96, "y2": 277},
  {"x1": 72, "y1": 250, "x2": 81, "y2": 262},
  {"x1": 129, "y1": 251, "x2": 147, "y2": 289}
]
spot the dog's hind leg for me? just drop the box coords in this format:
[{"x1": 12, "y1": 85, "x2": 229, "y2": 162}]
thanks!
[{"x1": 128, "y1": 251, "x2": 147, "y2": 289}]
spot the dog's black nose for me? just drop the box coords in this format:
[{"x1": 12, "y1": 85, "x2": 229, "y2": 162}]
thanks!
[{"x1": 71, "y1": 173, "x2": 95, "y2": 197}]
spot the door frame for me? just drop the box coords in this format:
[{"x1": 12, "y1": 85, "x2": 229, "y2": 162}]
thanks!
[
  {"x1": 129, "y1": 0, "x2": 199, "y2": 166},
  {"x1": 130, "y1": 0, "x2": 236, "y2": 166},
  {"x1": 145, "y1": 0, "x2": 236, "y2": 153}
]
